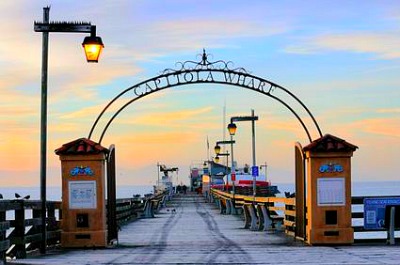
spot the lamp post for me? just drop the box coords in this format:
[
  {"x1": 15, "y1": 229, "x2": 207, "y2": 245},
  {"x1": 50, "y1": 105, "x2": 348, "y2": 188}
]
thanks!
[
  {"x1": 215, "y1": 152, "x2": 230, "y2": 190},
  {"x1": 215, "y1": 141, "x2": 235, "y2": 190},
  {"x1": 227, "y1": 122, "x2": 237, "y2": 210},
  {"x1": 230, "y1": 109, "x2": 258, "y2": 201},
  {"x1": 34, "y1": 6, "x2": 104, "y2": 254}
]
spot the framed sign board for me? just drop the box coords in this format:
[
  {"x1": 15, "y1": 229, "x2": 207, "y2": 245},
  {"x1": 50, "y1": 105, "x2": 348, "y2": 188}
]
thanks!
[
  {"x1": 69, "y1": 180, "x2": 97, "y2": 209},
  {"x1": 364, "y1": 197, "x2": 400, "y2": 230},
  {"x1": 317, "y1": 177, "x2": 345, "y2": 206}
]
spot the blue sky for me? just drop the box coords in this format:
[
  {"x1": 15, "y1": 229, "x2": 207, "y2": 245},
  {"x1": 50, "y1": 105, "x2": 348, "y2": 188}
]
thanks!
[{"x1": 0, "y1": 0, "x2": 399, "y2": 187}]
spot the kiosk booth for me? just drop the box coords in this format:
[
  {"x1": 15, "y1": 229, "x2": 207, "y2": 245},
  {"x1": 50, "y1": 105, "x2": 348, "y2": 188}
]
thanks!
[
  {"x1": 55, "y1": 138, "x2": 109, "y2": 248},
  {"x1": 303, "y1": 134, "x2": 357, "y2": 245}
]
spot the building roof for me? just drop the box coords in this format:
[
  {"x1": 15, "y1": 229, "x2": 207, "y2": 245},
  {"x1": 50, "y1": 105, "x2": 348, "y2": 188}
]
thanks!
[
  {"x1": 55, "y1": 138, "x2": 109, "y2": 155},
  {"x1": 303, "y1": 134, "x2": 358, "y2": 152}
]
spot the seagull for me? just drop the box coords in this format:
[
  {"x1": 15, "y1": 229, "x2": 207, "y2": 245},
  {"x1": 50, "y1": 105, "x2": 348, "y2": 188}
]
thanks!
[
  {"x1": 0, "y1": 194, "x2": 3, "y2": 199},
  {"x1": 23, "y1": 195, "x2": 30, "y2": 200},
  {"x1": 15, "y1": 193, "x2": 21, "y2": 199}
]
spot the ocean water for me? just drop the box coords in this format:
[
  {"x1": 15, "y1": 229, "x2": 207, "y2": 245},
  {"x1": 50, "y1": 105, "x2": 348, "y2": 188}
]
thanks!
[
  {"x1": 1, "y1": 181, "x2": 398, "y2": 201},
  {"x1": 276, "y1": 181, "x2": 400, "y2": 196},
  {"x1": 0, "y1": 185, "x2": 154, "y2": 201}
]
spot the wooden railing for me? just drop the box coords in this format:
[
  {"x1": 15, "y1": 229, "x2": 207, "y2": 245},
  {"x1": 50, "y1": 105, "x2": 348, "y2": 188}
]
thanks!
[
  {"x1": 210, "y1": 189, "x2": 295, "y2": 234},
  {"x1": 0, "y1": 200, "x2": 61, "y2": 260},
  {"x1": 210, "y1": 189, "x2": 399, "y2": 243},
  {"x1": 0, "y1": 192, "x2": 167, "y2": 262},
  {"x1": 351, "y1": 195, "x2": 400, "y2": 243}
]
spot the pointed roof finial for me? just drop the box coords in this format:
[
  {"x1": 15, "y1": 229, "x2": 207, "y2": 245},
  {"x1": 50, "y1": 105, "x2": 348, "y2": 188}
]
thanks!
[{"x1": 201, "y1": 49, "x2": 207, "y2": 65}]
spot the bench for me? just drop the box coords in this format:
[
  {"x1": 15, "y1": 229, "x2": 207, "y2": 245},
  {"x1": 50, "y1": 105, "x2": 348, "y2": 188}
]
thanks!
[
  {"x1": 218, "y1": 198, "x2": 227, "y2": 214},
  {"x1": 142, "y1": 199, "x2": 155, "y2": 218},
  {"x1": 257, "y1": 203, "x2": 284, "y2": 231},
  {"x1": 243, "y1": 203, "x2": 258, "y2": 230}
]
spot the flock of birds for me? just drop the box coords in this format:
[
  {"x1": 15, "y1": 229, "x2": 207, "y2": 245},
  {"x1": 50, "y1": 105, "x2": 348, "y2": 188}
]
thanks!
[{"x1": 0, "y1": 193, "x2": 31, "y2": 200}]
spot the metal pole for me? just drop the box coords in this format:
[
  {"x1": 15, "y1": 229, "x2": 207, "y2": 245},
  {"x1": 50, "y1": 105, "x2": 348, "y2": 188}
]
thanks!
[
  {"x1": 157, "y1": 162, "x2": 160, "y2": 186},
  {"x1": 40, "y1": 6, "x2": 50, "y2": 254},
  {"x1": 251, "y1": 109, "x2": 256, "y2": 200},
  {"x1": 387, "y1": 206, "x2": 395, "y2": 245},
  {"x1": 230, "y1": 134, "x2": 236, "y2": 214},
  {"x1": 226, "y1": 155, "x2": 229, "y2": 191}
]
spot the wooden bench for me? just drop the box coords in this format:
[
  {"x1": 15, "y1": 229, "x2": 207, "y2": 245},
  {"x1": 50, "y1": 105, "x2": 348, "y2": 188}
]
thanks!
[
  {"x1": 218, "y1": 198, "x2": 227, "y2": 214},
  {"x1": 257, "y1": 203, "x2": 284, "y2": 231},
  {"x1": 242, "y1": 203, "x2": 258, "y2": 230},
  {"x1": 142, "y1": 199, "x2": 155, "y2": 218}
]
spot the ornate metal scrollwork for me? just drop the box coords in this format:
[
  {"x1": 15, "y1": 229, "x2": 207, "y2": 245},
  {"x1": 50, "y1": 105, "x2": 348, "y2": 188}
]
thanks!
[{"x1": 161, "y1": 49, "x2": 249, "y2": 74}]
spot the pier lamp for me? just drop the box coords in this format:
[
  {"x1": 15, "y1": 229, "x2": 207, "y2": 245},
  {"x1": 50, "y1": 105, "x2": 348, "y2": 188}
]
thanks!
[
  {"x1": 214, "y1": 156, "x2": 220, "y2": 163},
  {"x1": 34, "y1": 6, "x2": 104, "y2": 254},
  {"x1": 214, "y1": 144, "x2": 221, "y2": 155},
  {"x1": 215, "y1": 140, "x2": 235, "y2": 192},
  {"x1": 228, "y1": 122, "x2": 237, "y2": 136},
  {"x1": 82, "y1": 34, "x2": 104, "y2": 62},
  {"x1": 215, "y1": 152, "x2": 230, "y2": 191}
]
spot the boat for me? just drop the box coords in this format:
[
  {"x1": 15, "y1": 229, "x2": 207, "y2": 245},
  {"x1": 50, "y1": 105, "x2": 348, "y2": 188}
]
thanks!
[{"x1": 190, "y1": 161, "x2": 279, "y2": 197}]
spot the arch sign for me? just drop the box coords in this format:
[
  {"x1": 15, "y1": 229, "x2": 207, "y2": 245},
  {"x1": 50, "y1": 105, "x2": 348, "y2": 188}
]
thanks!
[{"x1": 88, "y1": 50, "x2": 322, "y2": 143}]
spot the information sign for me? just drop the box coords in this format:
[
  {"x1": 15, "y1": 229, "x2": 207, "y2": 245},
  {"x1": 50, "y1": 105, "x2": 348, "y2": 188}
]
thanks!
[
  {"x1": 231, "y1": 172, "x2": 236, "y2": 181},
  {"x1": 317, "y1": 177, "x2": 345, "y2": 206},
  {"x1": 364, "y1": 197, "x2": 400, "y2": 230},
  {"x1": 251, "y1": 166, "x2": 259, "y2": 177},
  {"x1": 69, "y1": 180, "x2": 97, "y2": 209}
]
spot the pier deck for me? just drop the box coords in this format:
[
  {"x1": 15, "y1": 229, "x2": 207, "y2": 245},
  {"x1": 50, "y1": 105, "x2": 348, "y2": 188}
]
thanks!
[{"x1": 11, "y1": 193, "x2": 400, "y2": 264}]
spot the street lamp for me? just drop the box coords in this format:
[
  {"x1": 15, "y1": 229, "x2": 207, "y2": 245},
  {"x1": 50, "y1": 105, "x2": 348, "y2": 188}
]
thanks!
[
  {"x1": 82, "y1": 35, "x2": 104, "y2": 62},
  {"x1": 230, "y1": 109, "x2": 258, "y2": 201},
  {"x1": 227, "y1": 122, "x2": 237, "y2": 211},
  {"x1": 214, "y1": 144, "x2": 221, "y2": 155},
  {"x1": 34, "y1": 6, "x2": 104, "y2": 254},
  {"x1": 214, "y1": 140, "x2": 235, "y2": 191},
  {"x1": 227, "y1": 122, "x2": 237, "y2": 136},
  {"x1": 215, "y1": 152, "x2": 230, "y2": 191}
]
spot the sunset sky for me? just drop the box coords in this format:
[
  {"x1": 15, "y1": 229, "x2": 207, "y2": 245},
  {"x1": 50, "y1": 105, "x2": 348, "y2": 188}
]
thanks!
[{"x1": 0, "y1": 0, "x2": 399, "y2": 188}]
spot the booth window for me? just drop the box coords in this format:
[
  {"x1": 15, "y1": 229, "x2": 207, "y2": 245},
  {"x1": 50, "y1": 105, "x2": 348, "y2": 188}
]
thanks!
[
  {"x1": 325, "y1": 210, "x2": 337, "y2": 225},
  {"x1": 76, "y1": 213, "x2": 89, "y2": 228}
]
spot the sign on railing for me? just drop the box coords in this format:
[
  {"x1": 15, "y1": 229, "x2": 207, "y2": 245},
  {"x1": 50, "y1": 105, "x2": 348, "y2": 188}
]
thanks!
[{"x1": 364, "y1": 197, "x2": 400, "y2": 230}]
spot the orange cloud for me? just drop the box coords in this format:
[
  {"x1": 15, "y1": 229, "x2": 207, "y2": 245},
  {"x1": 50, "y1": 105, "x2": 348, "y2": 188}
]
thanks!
[
  {"x1": 285, "y1": 31, "x2": 400, "y2": 59},
  {"x1": 130, "y1": 106, "x2": 214, "y2": 125}
]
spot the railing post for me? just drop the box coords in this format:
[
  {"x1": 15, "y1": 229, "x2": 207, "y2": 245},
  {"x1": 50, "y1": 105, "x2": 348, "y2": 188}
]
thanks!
[
  {"x1": 47, "y1": 203, "x2": 57, "y2": 245},
  {"x1": 387, "y1": 206, "x2": 395, "y2": 245},
  {"x1": 14, "y1": 200, "x2": 26, "y2": 259},
  {"x1": 27, "y1": 206, "x2": 43, "y2": 252},
  {"x1": 0, "y1": 209, "x2": 6, "y2": 262}
]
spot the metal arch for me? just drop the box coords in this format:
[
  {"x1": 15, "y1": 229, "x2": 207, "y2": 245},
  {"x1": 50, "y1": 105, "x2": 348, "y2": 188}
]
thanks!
[
  {"x1": 89, "y1": 51, "x2": 323, "y2": 143},
  {"x1": 97, "y1": 80, "x2": 313, "y2": 144}
]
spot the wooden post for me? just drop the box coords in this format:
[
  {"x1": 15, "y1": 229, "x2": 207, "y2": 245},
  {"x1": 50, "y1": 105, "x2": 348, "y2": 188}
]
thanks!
[
  {"x1": 14, "y1": 200, "x2": 26, "y2": 258},
  {"x1": 0, "y1": 210, "x2": 7, "y2": 262}
]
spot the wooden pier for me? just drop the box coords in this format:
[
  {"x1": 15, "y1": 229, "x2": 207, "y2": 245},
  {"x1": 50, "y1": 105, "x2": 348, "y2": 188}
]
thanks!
[{"x1": 8, "y1": 193, "x2": 400, "y2": 264}]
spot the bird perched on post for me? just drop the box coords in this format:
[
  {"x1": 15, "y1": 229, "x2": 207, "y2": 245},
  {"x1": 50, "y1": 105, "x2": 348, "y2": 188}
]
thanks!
[{"x1": 14, "y1": 193, "x2": 30, "y2": 200}]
